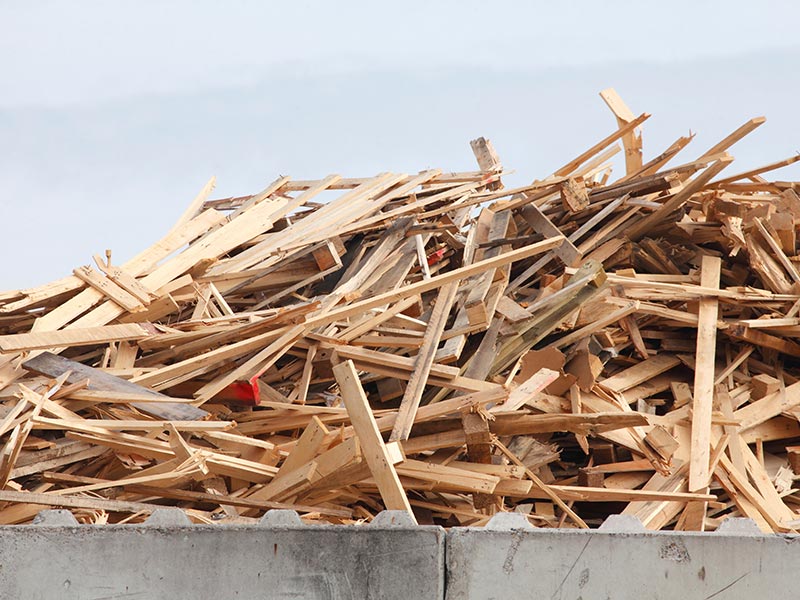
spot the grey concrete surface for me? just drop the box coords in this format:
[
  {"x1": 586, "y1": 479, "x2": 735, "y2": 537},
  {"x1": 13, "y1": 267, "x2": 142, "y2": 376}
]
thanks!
[
  {"x1": 3, "y1": 510, "x2": 798, "y2": 600},
  {"x1": 446, "y1": 513, "x2": 800, "y2": 600},
  {"x1": 0, "y1": 510, "x2": 445, "y2": 600}
]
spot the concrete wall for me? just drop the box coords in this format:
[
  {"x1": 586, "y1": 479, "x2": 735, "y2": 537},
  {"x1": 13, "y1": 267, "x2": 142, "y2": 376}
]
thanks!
[
  {"x1": 0, "y1": 509, "x2": 444, "y2": 600},
  {"x1": 446, "y1": 514, "x2": 800, "y2": 600},
  {"x1": 1, "y1": 510, "x2": 798, "y2": 600}
]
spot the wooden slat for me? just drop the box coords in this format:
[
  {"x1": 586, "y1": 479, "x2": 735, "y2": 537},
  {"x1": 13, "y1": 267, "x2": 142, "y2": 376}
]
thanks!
[
  {"x1": 599, "y1": 88, "x2": 643, "y2": 175},
  {"x1": 600, "y1": 354, "x2": 681, "y2": 394},
  {"x1": 72, "y1": 266, "x2": 146, "y2": 313},
  {"x1": 688, "y1": 255, "x2": 722, "y2": 493},
  {"x1": 333, "y1": 360, "x2": 415, "y2": 521},
  {"x1": 390, "y1": 282, "x2": 459, "y2": 441},
  {"x1": 0, "y1": 323, "x2": 151, "y2": 353},
  {"x1": 22, "y1": 352, "x2": 208, "y2": 421},
  {"x1": 0, "y1": 489, "x2": 171, "y2": 515},
  {"x1": 626, "y1": 157, "x2": 733, "y2": 241},
  {"x1": 32, "y1": 208, "x2": 224, "y2": 334}
]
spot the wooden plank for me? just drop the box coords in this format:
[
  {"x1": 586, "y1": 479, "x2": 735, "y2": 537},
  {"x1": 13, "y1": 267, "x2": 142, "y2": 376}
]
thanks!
[
  {"x1": 56, "y1": 177, "x2": 300, "y2": 333},
  {"x1": 223, "y1": 173, "x2": 410, "y2": 270},
  {"x1": 0, "y1": 386, "x2": 48, "y2": 486},
  {"x1": 626, "y1": 157, "x2": 733, "y2": 241},
  {"x1": 727, "y1": 325, "x2": 800, "y2": 358},
  {"x1": 390, "y1": 282, "x2": 459, "y2": 441},
  {"x1": 276, "y1": 416, "x2": 330, "y2": 477},
  {"x1": 32, "y1": 208, "x2": 224, "y2": 334},
  {"x1": 22, "y1": 352, "x2": 208, "y2": 421},
  {"x1": 333, "y1": 360, "x2": 415, "y2": 521},
  {"x1": 688, "y1": 255, "x2": 722, "y2": 493},
  {"x1": 31, "y1": 417, "x2": 232, "y2": 432},
  {"x1": 333, "y1": 345, "x2": 502, "y2": 393},
  {"x1": 130, "y1": 325, "x2": 296, "y2": 388},
  {"x1": 0, "y1": 489, "x2": 171, "y2": 515},
  {"x1": 599, "y1": 88, "x2": 643, "y2": 175},
  {"x1": 553, "y1": 301, "x2": 639, "y2": 349},
  {"x1": 168, "y1": 175, "x2": 217, "y2": 233},
  {"x1": 72, "y1": 266, "x2": 146, "y2": 313},
  {"x1": 717, "y1": 454, "x2": 784, "y2": 532},
  {"x1": 304, "y1": 235, "x2": 565, "y2": 329},
  {"x1": 0, "y1": 323, "x2": 151, "y2": 353},
  {"x1": 491, "y1": 368, "x2": 560, "y2": 413},
  {"x1": 754, "y1": 217, "x2": 800, "y2": 283},
  {"x1": 463, "y1": 210, "x2": 511, "y2": 327},
  {"x1": 549, "y1": 486, "x2": 714, "y2": 503},
  {"x1": 600, "y1": 354, "x2": 681, "y2": 394},
  {"x1": 700, "y1": 117, "x2": 766, "y2": 161},
  {"x1": 10, "y1": 446, "x2": 107, "y2": 480},
  {"x1": 39, "y1": 471, "x2": 350, "y2": 518},
  {"x1": 470, "y1": 137, "x2": 502, "y2": 173},
  {"x1": 192, "y1": 324, "x2": 307, "y2": 403},
  {"x1": 713, "y1": 466, "x2": 773, "y2": 533},
  {"x1": 553, "y1": 113, "x2": 650, "y2": 177},
  {"x1": 713, "y1": 154, "x2": 800, "y2": 186},
  {"x1": 99, "y1": 266, "x2": 155, "y2": 306},
  {"x1": 520, "y1": 203, "x2": 581, "y2": 265},
  {"x1": 395, "y1": 460, "x2": 500, "y2": 495},
  {"x1": 736, "y1": 379, "x2": 800, "y2": 431}
]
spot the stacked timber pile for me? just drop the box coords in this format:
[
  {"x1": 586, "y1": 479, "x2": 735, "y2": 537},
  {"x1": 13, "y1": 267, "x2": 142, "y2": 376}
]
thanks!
[{"x1": 2, "y1": 90, "x2": 800, "y2": 531}]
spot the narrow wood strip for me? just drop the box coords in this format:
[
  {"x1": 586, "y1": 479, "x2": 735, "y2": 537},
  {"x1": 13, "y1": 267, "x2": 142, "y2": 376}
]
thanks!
[
  {"x1": 390, "y1": 282, "x2": 459, "y2": 441},
  {"x1": 333, "y1": 360, "x2": 415, "y2": 521}
]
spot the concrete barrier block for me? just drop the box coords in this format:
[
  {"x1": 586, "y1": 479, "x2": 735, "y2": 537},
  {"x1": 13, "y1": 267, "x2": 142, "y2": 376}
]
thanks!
[
  {"x1": 0, "y1": 520, "x2": 445, "y2": 599},
  {"x1": 446, "y1": 524, "x2": 800, "y2": 599}
]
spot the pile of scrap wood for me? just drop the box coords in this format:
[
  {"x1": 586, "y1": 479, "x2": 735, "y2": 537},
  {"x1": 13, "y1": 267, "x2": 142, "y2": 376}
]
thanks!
[{"x1": 2, "y1": 89, "x2": 800, "y2": 531}]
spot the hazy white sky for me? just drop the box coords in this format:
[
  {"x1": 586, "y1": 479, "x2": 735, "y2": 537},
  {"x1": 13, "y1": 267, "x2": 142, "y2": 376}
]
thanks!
[
  {"x1": 3, "y1": 0, "x2": 800, "y2": 108},
  {"x1": 2, "y1": 1, "x2": 800, "y2": 288}
]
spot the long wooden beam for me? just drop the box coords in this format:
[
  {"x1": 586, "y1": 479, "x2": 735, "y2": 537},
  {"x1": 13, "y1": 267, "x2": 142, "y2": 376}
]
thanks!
[
  {"x1": 333, "y1": 360, "x2": 416, "y2": 521},
  {"x1": 688, "y1": 255, "x2": 722, "y2": 493}
]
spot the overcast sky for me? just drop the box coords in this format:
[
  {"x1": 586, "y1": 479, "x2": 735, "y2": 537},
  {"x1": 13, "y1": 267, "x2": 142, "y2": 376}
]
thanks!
[{"x1": 2, "y1": 1, "x2": 799, "y2": 289}]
